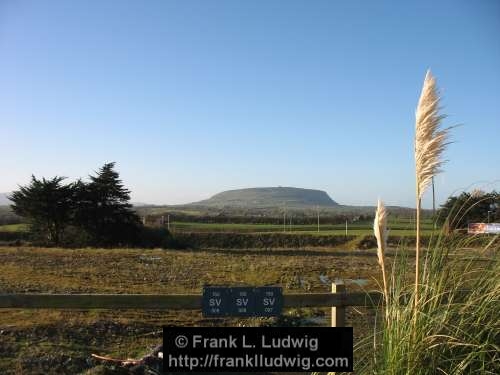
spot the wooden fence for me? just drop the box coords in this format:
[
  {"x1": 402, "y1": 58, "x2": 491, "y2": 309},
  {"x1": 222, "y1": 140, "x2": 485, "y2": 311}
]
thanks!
[{"x1": 0, "y1": 282, "x2": 382, "y2": 328}]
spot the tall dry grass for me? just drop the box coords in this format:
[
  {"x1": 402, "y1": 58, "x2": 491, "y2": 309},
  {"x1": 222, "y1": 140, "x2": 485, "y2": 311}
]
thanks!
[
  {"x1": 368, "y1": 230, "x2": 499, "y2": 374},
  {"x1": 373, "y1": 199, "x2": 388, "y2": 305},
  {"x1": 363, "y1": 71, "x2": 499, "y2": 374},
  {"x1": 414, "y1": 70, "x2": 450, "y2": 308},
  {"x1": 316, "y1": 71, "x2": 499, "y2": 375}
]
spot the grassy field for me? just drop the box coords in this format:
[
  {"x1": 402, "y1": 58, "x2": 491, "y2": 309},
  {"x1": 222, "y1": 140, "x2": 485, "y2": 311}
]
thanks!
[
  {"x1": 0, "y1": 246, "x2": 387, "y2": 374},
  {"x1": 0, "y1": 244, "x2": 494, "y2": 374},
  {"x1": 167, "y1": 218, "x2": 436, "y2": 236},
  {"x1": 0, "y1": 223, "x2": 28, "y2": 232},
  {"x1": 0, "y1": 219, "x2": 461, "y2": 373},
  {"x1": 0, "y1": 218, "x2": 436, "y2": 236}
]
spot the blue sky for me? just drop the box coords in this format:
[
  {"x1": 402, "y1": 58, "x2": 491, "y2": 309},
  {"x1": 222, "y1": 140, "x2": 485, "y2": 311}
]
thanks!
[{"x1": 1, "y1": 0, "x2": 499, "y2": 207}]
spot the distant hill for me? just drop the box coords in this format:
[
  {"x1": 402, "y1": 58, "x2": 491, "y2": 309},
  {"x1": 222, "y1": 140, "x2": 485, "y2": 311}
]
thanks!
[
  {"x1": 132, "y1": 202, "x2": 155, "y2": 207},
  {"x1": 191, "y1": 187, "x2": 338, "y2": 208},
  {"x1": 0, "y1": 193, "x2": 11, "y2": 206}
]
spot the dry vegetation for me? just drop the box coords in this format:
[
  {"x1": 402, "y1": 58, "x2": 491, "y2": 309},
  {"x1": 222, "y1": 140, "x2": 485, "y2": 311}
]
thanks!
[
  {"x1": 0, "y1": 245, "x2": 384, "y2": 374},
  {"x1": 0, "y1": 243, "x2": 495, "y2": 374},
  {"x1": 0, "y1": 247, "x2": 384, "y2": 294}
]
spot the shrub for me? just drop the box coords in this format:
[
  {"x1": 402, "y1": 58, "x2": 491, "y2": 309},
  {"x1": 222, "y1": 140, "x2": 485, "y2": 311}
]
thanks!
[
  {"x1": 136, "y1": 227, "x2": 180, "y2": 248},
  {"x1": 172, "y1": 232, "x2": 354, "y2": 249},
  {"x1": 0, "y1": 230, "x2": 30, "y2": 241}
]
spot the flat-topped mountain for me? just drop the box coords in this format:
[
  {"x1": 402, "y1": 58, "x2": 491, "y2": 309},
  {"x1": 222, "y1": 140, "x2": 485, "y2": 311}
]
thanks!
[{"x1": 192, "y1": 187, "x2": 338, "y2": 208}]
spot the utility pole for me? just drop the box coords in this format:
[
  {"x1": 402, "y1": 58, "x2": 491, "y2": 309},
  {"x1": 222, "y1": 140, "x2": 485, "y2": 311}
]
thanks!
[
  {"x1": 432, "y1": 176, "x2": 437, "y2": 229},
  {"x1": 345, "y1": 219, "x2": 348, "y2": 237},
  {"x1": 283, "y1": 206, "x2": 286, "y2": 232},
  {"x1": 432, "y1": 176, "x2": 436, "y2": 215},
  {"x1": 317, "y1": 205, "x2": 320, "y2": 232}
]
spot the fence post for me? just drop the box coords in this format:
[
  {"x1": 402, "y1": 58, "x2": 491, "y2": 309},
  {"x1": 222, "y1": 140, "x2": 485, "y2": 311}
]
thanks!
[{"x1": 331, "y1": 281, "x2": 345, "y2": 327}]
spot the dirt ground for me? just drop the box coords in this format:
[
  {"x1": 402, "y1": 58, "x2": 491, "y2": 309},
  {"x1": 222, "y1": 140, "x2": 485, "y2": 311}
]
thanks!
[{"x1": 0, "y1": 246, "x2": 386, "y2": 374}]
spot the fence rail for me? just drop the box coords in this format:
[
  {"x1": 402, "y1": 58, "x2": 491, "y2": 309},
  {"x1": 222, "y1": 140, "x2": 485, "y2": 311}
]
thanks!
[
  {"x1": 0, "y1": 292, "x2": 382, "y2": 310},
  {"x1": 0, "y1": 285, "x2": 471, "y2": 329},
  {"x1": 0, "y1": 282, "x2": 384, "y2": 327}
]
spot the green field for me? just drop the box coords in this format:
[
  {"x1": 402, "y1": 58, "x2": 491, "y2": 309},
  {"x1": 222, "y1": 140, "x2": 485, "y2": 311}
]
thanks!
[
  {"x1": 168, "y1": 218, "x2": 436, "y2": 236},
  {"x1": 0, "y1": 218, "x2": 437, "y2": 240},
  {"x1": 0, "y1": 223, "x2": 28, "y2": 232}
]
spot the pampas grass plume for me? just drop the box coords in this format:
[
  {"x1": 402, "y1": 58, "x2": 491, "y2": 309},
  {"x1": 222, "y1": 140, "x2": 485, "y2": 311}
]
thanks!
[
  {"x1": 414, "y1": 69, "x2": 450, "y2": 312},
  {"x1": 374, "y1": 199, "x2": 389, "y2": 303},
  {"x1": 415, "y1": 70, "x2": 449, "y2": 199}
]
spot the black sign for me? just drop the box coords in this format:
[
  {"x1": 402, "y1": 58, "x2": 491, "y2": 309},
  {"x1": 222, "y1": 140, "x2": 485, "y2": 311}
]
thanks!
[
  {"x1": 230, "y1": 287, "x2": 255, "y2": 316},
  {"x1": 202, "y1": 287, "x2": 231, "y2": 317},
  {"x1": 202, "y1": 286, "x2": 283, "y2": 317},
  {"x1": 253, "y1": 287, "x2": 283, "y2": 316}
]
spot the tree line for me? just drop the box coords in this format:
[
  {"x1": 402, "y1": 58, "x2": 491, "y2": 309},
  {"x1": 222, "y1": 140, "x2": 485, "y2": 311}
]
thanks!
[
  {"x1": 141, "y1": 212, "x2": 375, "y2": 225},
  {"x1": 437, "y1": 190, "x2": 499, "y2": 230},
  {"x1": 9, "y1": 163, "x2": 171, "y2": 247},
  {"x1": 7, "y1": 161, "x2": 497, "y2": 247}
]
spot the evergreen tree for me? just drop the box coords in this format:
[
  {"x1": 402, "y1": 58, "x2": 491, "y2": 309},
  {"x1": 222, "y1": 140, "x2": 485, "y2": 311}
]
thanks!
[
  {"x1": 74, "y1": 162, "x2": 141, "y2": 245},
  {"x1": 437, "y1": 190, "x2": 499, "y2": 230},
  {"x1": 9, "y1": 176, "x2": 74, "y2": 244}
]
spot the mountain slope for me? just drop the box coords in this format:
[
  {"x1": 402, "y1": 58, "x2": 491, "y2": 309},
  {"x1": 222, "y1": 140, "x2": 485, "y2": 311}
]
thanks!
[{"x1": 192, "y1": 187, "x2": 338, "y2": 208}]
